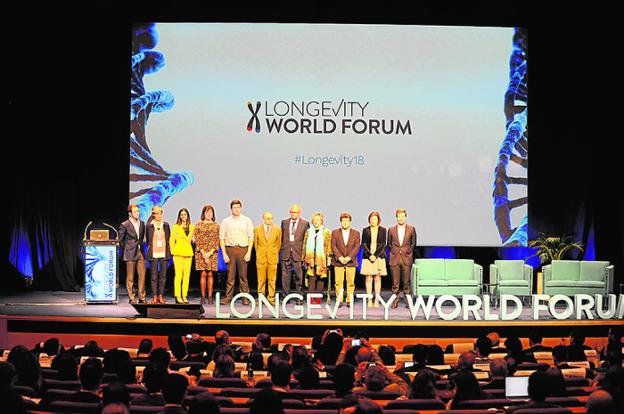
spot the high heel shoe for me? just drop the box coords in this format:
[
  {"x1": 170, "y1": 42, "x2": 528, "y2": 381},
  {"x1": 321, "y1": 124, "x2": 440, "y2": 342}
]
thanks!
[
  {"x1": 182, "y1": 298, "x2": 189, "y2": 304},
  {"x1": 208, "y1": 296, "x2": 213, "y2": 305},
  {"x1": 150, "y1": 296, "x2": 158, "y2": 304},
  {"x1": 175, "y1": 297, "x2": 183, "y2": 304},
  {"x1": 200, "y1": 297, "x2": 205, "y2": 304}
]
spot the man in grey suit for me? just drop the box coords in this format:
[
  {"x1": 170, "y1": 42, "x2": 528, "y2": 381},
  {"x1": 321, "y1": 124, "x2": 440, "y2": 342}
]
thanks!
[
  {"x1": 279, "y1": 204, "x2": 309, "y2": 305},
  {"x1": 387, "y1": 208, "x2": 417, "y2": 308},
  {"x1": 119, "y1": 204, "x2": 146, "y2": 304}
]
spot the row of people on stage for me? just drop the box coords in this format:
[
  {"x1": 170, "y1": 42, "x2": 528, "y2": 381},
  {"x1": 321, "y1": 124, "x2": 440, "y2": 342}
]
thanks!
[{"x1": 119, "y1": 200, "x2": 417, "y2": 308}]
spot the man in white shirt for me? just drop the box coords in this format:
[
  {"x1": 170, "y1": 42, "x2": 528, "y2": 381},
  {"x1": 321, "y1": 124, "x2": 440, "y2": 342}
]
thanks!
[{"x1": 219, "y1": 199, "x2": 254, "y2": 305}]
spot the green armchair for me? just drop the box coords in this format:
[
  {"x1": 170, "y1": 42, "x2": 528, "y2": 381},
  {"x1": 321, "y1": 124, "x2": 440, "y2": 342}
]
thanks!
[
  {"x1": 489, "y1": 260, "x2": 533, "y2": 296},
  {"x1": 411, "y1": 258, "x2": 483, "y2": 295},
  {"x1": 542, "y1": 260, "x2": 614, "y2": 296}
]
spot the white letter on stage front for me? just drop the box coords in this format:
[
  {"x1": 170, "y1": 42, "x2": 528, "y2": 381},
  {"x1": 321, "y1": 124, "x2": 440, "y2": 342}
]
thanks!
[
  {"x1": 435, "y1": 295, "x2": 461, "y2": 321},
  {"x1": 462, "y1": 295, "x2": 482, "y2": 320},
  {"x1": 532, "y1": 295, "x2": 549, "y2": 320},
  {"x1": 215, "y1": 293, "x2": 230, "y2": 318},
  {"x1": 595, "y1": 294, "x2": 617, "y2": 319},
  {"x1": 282, "y1": 294, "x2": 304, "y2": 319},
  {"x1": 357, "y1": 294, "x2": 373, "y2": 320},
  {"x1": 307, "y1": 293, "x2": 323, "y2": 320},
  {"x1": 548, "y1": 295, "x2": 574, "y2": 320},
  {"x1": 574, "y1": 294, "x2": 594, "y2": 320},
  {"x1": 377, "y1": 294, "x2": 396, "y2": 320},
  {"x1": 258, "y1": 294, "x2": 279, "y2": 319},
  {"x1": 231, "y1": 293, "x2": 256, "y2": 319},
  {"x1": 406, "y1": 295, "x2": 435, "y2": 320},
  {"x1": 501, "y1": 295, "x2": 522, "y2": 320},
  {"x1": 483, "y1": 295, "x2": 499, "y2": 320}
]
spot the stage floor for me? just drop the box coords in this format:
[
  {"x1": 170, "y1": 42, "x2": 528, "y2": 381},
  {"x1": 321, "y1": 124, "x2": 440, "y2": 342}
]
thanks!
[{"x1": 0, "y1": 291, "x2": 623, "y2": 337}]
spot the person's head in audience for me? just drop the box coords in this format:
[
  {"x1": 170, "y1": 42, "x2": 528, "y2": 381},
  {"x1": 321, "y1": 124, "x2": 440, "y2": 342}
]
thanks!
[
  {"x1": 7, "y1": 345, "x2": 42, "y2": 390},
  {"x1": 475, "y1": 336, "x2": 492, "y2": 358},
  {"x1": 186, "y1": 340, "x2": 205, "y2": 359},
  {"x1": 504, "y1": 336, "x2": 523, "y2": 354},
  {"x1": 527, "y1": 370, "x2": 551, "y2": 403},
  {"x1": 356, "y1": 347, "x2": 374, "y2": 365},
  {"x1": 528, "y1": 331, "x2": 543, "y2": 347},
  {"x1": 162, "y1": 373, "x2": 188, "y2": 406},
  {"x1": 489, "y1": 358, "x2": 507, "y2": 379},
  {"x1": 142, "y1": 362, "x2": 167, "y2": 393},
  {"x1": 505, "y1": 355, "x2": 518, "y2": 375},
  {"x1": 569, "y1": 331, "x2": 586, "y2": 347},
  {"x1": 102, "y1": 381, "x2": 130, "y2": 406},
  {"x1": 333, "y1": 363, "x2": 356, "y2": 396},
  {"x1": 253, "y1": 333, "x2": 272, "y2": 352},
  {"x1": 212, "y1": 343, "x2": 235, "y2": 364},
  {"x1": 79, "y1": 357, "x2": 104, "y2": 392},
  {"x1": 320, "y1": 330, "x2": 344, "y2": 365},
  {"x1": 311, "y1": 335, "x2": 323, "y2": 352},
  {"x1": 607, "y1": 326, "x2": 623, "y2": 348},
  {"x1": 103, "y1": 349, "x2": 130, "y2": 374},
  {"x1": 215, "y1": 330, "x2": 230, "y2": 346},
  {"x1": 137, "y1": 339, "x2": 153, "y2": 358},
  {"x1": 51, "y1": 352, "x2": 78, "y2": 380},
  {"x1": 604, "y1": 344, "x2": 624, "y2": 369},
  {"x1": 487, "y1": 332, "x2": 501, "y2": 348},
  {"x1": 408, "y1": 368, "x2": 438, "y2": 399},
  {"x1": 449, "y1": 369, "x2": 483, "y2": 408},
  {"x1": 0, "y1": 361, "x2": 17, "y2": 389},
  {"x1": 189, "y1": 391, "x2": 220, "y2": 414},
  {"x1": 43, "y1": 337, "x2": 61, "y2": 356},
  {"x1": 291, "y1": 346, "x2": 310, "y2": 371},
  {"x1": 116, "y1": 357, "x2": 136, "y2": 384},
  {"x1": 427, "y1": 345, "x2": 445, "y2": 365},
  {"x1": 587, "y1": 389, "x2": 616, "y2": 414},
  {"x1": 101, "y1": 403, "x2": 130, "y2": 414},
  {"x1": 270, "y1": 360, "x2": 292, "y2": 389},
  {"x1": 83, "y1": 340, "x2": 104, "y2": 357},
  {"x1": 149, "y1": 347, "x2": 171, "y2": 369},
  {"x1": 544, "y1": 366, "x2": 566, "y2": 397},
  {"x1": 602, "y1": 367, "x2": 624, "y2": 412},
  {"x1": 341, "y1": 396, "x2": 383, "y2": 414},
  {"x1": 362, "y1": 365, "x2": 386, "y2": 392},
  {"x1": 297, "y1": 365, "x2": 320, "y2": 389},
  {"x1": 552, "y1": 345, "x2": 567, "y2": 366},
  {"x1": 214, "y1": 355, "x2": 236, "y2": 378},
  {"x1": 267, "y1": 352, "x2": 290, "y2": 375},
  {"x1": 343, "y1": 345, "x2": 361, "y2": 367},
  {"x1": 458, "y1": 351, "x2": 475, "y2": 370},
  {"x1": 411, "y1": 344, "x2": 428, "y2": 367},
  {"x1": 168, "y1": 335, "x2": 187, "y2": 360},
  {"x1": 247, "y1": 351, "x2": 265, "y2": 371},
  {"x1": 377, "y1": 345, "x2": 396, "y2": 367},
  {"x1": 249, "y1": 388, "x2": 284, "y2": 414}
]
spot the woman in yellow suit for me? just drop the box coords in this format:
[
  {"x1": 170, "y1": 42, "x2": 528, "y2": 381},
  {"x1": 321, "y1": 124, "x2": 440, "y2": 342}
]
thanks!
[{"x1": 170, "y1": 208, "x2": 195, "y2": 303}]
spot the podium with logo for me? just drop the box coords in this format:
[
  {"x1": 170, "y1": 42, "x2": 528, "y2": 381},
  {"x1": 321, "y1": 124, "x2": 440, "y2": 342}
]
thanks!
[{"x1": 82, "y1": 227, "x2": 119, "y2": 304}]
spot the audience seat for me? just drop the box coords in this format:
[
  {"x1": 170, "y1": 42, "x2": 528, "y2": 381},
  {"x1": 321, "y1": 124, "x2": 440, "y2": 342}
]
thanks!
[
  {"x1": 385, "y1": 398, "x2": 446, "y2": 410},
  {"x1": 48, "y1": 400, "x2": 101, "y2": 414}
]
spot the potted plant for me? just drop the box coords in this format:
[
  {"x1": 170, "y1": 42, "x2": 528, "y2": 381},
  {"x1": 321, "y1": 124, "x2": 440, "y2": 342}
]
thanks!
[{"x1": 526, "y1": 233, "x2": 584, "y2": 266}]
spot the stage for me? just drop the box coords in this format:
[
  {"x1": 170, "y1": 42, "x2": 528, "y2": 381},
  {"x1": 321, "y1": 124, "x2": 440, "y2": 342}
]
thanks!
[{"x1": 2, "y1": 290, "x2": 621, "y2": 341}]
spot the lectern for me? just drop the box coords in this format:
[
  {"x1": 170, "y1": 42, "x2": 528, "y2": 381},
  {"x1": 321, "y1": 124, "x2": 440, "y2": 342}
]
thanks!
[{"x1": 82, "y1": 238, "x2": 119, "y2": 304}]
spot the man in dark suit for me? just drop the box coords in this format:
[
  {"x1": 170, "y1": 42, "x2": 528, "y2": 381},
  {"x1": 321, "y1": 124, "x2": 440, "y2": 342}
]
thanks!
[
  {"x1": 279, "y1": 204, "x2": 310, "y2": 305},
  {"x1": 387, "y1": 208, "x2": 417, "y2": 308},
  {"x1": 524, "y1": 332, "x2": 553, "y2": 358},
  {"x1": 119, "y1": 204, "x2": 147, "y2": 303},
  {"x1": 331, "y1": 212, "x2": 361, "y2": 307},
  {"x1": 64, "y1": 358, "x2": 103, "y2": 404}
]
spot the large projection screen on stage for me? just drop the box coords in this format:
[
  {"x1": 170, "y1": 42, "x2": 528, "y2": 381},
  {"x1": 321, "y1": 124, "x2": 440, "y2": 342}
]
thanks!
[{"x1": 130, "y1": 23, "x2": 528, "y2": 247}]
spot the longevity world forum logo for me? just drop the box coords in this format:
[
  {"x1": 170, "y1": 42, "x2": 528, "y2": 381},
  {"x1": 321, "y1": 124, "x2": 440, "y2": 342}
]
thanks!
[{"x1": 245, "y1": 99, "x2": 411, "y2": 135}]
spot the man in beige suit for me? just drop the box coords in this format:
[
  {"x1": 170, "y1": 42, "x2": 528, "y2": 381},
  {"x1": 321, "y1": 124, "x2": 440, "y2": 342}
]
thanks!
[{"x1": 254, "y1": 212, "x2": 282, "y2": 304}]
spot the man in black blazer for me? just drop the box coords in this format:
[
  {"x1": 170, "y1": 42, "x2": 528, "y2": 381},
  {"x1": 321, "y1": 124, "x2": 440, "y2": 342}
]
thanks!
[
  {"x1": 119, "y1": 204, "x2": 146, "y2": 304},
  {"x1": 279, "y1": 204, "x2": 310, "y2": 304},
  {"x1": 387, "y1": 208, "x2": 417, "y2": 308}
]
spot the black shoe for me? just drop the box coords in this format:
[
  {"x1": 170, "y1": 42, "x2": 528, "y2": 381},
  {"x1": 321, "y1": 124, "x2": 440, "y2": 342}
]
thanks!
[
  {"x1": 346, "y1": 302, "x2": 351, "y2": 308},
  {"x1": 129, "y1": 299, "x2": 136, "y2": 304},
  {"x1": 139, "y1": 299, "x2": 146, "y2": 304},
  {"x1": 338, "y1": 302, "x2": 344, "y2": 308},
  {"x1": 295, "y1": 299, "x2": 303, "y2": 306}
]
